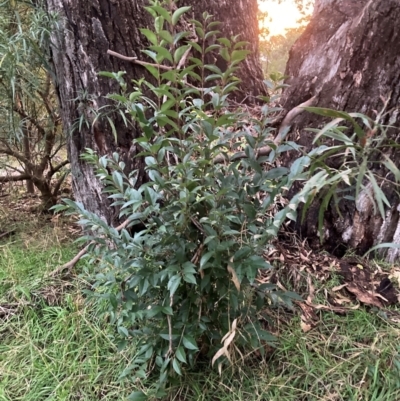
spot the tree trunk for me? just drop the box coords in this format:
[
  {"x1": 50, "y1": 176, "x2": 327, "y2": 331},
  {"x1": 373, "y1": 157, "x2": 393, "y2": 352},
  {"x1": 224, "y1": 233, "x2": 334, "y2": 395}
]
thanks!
[
  {"x1": 45, "y1": 0, "x2": 265, "y2": 224},
  {"x1": 281, "y1": 0, "x2": 400, "y2": 261}
]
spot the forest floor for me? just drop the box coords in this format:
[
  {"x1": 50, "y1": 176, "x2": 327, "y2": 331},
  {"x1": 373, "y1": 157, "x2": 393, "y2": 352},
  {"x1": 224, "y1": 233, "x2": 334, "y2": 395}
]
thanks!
[{"x1": 1, "y1": 189, "x2": 400, "y2": 401}]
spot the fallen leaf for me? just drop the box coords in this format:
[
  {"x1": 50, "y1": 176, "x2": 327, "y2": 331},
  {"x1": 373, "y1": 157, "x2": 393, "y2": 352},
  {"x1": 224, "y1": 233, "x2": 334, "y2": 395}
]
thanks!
[
  {"x1": 301, "y1": 321, "x2": 312, "y2": 332},
  {"x1": 346, "y1": 283, "x2": 382, "y2": 308},
  {"x1": 332, "y1": 284, "x2": 348, "y2": 292}
]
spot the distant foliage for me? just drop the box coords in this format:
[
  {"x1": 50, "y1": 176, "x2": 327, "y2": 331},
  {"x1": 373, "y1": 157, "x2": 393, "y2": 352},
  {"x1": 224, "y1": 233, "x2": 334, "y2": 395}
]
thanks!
[
  {"x1": 259, "y1": 26, "x2": 305, "y2": 76},
  {"x1": 257, "y1": 0, "x2": 313, "y2": 76},
  {"x1": 0, "y1": 1, "x2": 68, "y2": 208}
]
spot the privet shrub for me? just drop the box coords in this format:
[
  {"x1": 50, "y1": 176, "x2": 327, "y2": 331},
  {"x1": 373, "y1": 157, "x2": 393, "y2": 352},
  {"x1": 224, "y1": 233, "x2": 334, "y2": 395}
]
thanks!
[{"x1": 55, "y1": 1, "x2": 397, "y2": 398}]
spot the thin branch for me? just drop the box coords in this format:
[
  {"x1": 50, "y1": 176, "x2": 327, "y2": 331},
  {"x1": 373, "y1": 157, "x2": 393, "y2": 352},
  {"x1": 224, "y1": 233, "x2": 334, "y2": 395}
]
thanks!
[
  {"x1": 276, "y1": 95, "x2": 318, "y2": 142},
  {"x1": 47, "y1": 159, "x2": 69, "y2": 180},
  {"x1": 0, "y1": 145, "x2": 31, "y2": 167},
  {"x1": 13, "y1": 102, "x2": 47, "y2": 139},
  {"x1": 50, "y1": 141, "x2": 67, "y2": 160},
  {"x1": 38, "y1": 132, "x2": 56, "y2": 173},
  {"x1": 52, "y1": 159, "x2": 70, "y2": 173},
  {"x1": 0, "y1": 162, "x2": 25, "y2": 174},
  {"x1": 48, "y1": 243, "x2": 91, "y2": 277},
  {"x1": 52, "y1": 172, "x2": 68, "y2": 197},
  {"x1": 0, "y1": 230, "x2": 17, "y2": 240},
  {"x1": 213, "y1": 95, "x2": 318, "y2": 164},
  {"x1": 48, "y1": 218, "x2": 133, "y2": 277},
  {"x1": 0, "y1": 174, "x2": 31, "y2": 183},
  {"x1": 107, "y1": 49, "x2": 173, "y2": 70}
]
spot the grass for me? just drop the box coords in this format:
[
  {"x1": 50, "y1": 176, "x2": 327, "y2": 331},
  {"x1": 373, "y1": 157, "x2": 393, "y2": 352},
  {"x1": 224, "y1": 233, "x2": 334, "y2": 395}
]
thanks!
[
  {"x1": 0, "y1": 224, "x2": 140, "y2": 401},
  {"x1": 169, "y1": 310, "x2": 400, "y2": 401},
  {"x1": 1, "y1": 219, "x2": 400, "y2": 400}
]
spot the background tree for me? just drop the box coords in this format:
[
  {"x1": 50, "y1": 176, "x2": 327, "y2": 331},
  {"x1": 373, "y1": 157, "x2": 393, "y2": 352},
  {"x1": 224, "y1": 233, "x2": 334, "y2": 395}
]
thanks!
[
  {"x1": 0, "y1": 2, "x2": 68, "y2": 210},
  {"x1": 280, "y1": 0, "x2": 400, "y2": 261},
  {"x1": 259, "y1": 26, "x2": 305, "y2": 76},
  {"x1": 44, "y1": 0, "x2": 266, "y2": 223}
]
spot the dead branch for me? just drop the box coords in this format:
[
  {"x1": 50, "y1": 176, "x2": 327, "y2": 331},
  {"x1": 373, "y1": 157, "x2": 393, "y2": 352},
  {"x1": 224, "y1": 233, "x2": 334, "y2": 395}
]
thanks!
[
  {"x1": 107, "y1": 49, "x2": 173, "y2": 70},
  {"x1": 0, "y1": 174, "x2": 31, "y2": 183},
  {"x1": 48, "y1": 242, "x2": 92, "y2": 277},
  {"x1": 0, "y1": 230, "x2": 16, "y2": 240},
  {"x1": 48, "y1": 218, "x2": 133, "y2": 277}
]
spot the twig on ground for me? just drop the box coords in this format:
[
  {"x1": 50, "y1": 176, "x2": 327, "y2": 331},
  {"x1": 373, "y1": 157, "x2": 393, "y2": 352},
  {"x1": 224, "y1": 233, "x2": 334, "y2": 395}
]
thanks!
[
  {"x1": 0, "y1": 230, "x2": 17, "y2": 240},
  {"x1": 48, "y1": 218, "x2": 132, "y2": 277}
]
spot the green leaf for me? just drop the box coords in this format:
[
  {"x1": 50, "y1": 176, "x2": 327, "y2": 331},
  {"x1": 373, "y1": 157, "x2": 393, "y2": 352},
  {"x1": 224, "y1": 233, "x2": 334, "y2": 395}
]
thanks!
[
  {"x1": 127, "y1": 391, "x2": 147, "y2": 401},
  {"x1": 118, "y1": 326, "x2": 129, "y2": 337},
  {"x1": 162, "y1": 306, "x2": 173, "y2": 315},
  {"x1": 172, "y1": 358, "x2": 182, "y2": 375},
  {"x1": 174, "y1": 31, "x2": 190, "y2": 45},
  {"x1": 205, "y1": 44, "x2": 221, "y2": 53},
  {"x1": 218, "y1": 38, "x2": 231, "y2": 48},
  {"x1": 220, "y1": 47, "x2": 230, "y2": 61},
  {"x1": 200, "y1": 251, "x2": 213, "y2": 269},
  {"x1": 265, "y1": 167, "x2": 289, "y2": 180},
  {"x1": 176, "y1": 346, "x2": 187, "y2": 363},
  {"x1": 174, "y1": 45, "x2": 191, "y2": 65},
  {"x1": 183, "y1": 335, "x2": 198, "y2": 350},
  {"x1": 112, "y1": 171, "x2": 123, "y2": 190},
  {"x1": 172, "y1": 6, "x2": 191, "y2": 25},
  {"x1": 168, "y1": 275, "x2": 181, "y2": 296},
  {"x1": 368, "y1": 171, "x2": 390, "y2": 218},
  {"x1": 195, "y1": 27, "x2": 205, "y2": 39},
  {"x1": 161, "y1": 98, "x2": 176, "y2": 112},
  {"x1": 234, "y1": 246, "x2": 251, "y2": 261},
  {"x1": 205, "y1": 64, "x2": 222, "y2": 74},
  {"x1": 141, "y1": 49, "x2": 158, "y2": 62},
  {"x1": 234, "y1": 40, "x2": 250, "y2": 49},
  {"x1": 205, "y1": 30, "x2": 221, "y2": 40},
  {"x1": 140, "y1": 28, "x2": 158, "y2": 45},
  {"x1": 106, "y1": 117, "x2": 118, "y2": 143},
  {"x1": 149, "y1": 5, "x2": 172, "y2": 23},
  {"x1": 231, "y1": 49, "x2": 251, "y2": 62},
  {"x1": 159, "y1": 30, "x2": 173, "y2": 44},
  {"x1": 145, "y1": 156, "x2": 157, "y2": 167},
  {"x1": 154, "y1": 16, "x2": 164, "y2": 33},
  {"x1": 149, "y1": 45, "x2": 173, "y2": 63},
  {"x1": 363, "y1": 243, "x2": 400, "y2": 257},
  {"x1": 305, "y1": 107, "x2": 365, "y2": 139},
  {"x1": 183, "y1": 273, "x2": 197, "y2": 284},
  {"x1": 383, "y1": 155, "x2": 400, "y2": 182}
]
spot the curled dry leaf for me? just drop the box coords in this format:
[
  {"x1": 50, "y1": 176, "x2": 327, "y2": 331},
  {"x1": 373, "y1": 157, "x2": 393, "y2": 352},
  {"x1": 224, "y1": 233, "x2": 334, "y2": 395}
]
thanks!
[
  {"x1": 346, "y1": 283, "x2": 383, "y2": 308},
  {"x1": 301, "y1": 320, "x2": 313, "y2": 333},
  {"x1": 227, "y1": 258, "x2": 240, "y2": 291},
  {"x1": 298, "y1": 302, "x2": 319, "y2": 332},
  {"x1": 212, "y1": 318, "x2": 238, "y2": 369}
]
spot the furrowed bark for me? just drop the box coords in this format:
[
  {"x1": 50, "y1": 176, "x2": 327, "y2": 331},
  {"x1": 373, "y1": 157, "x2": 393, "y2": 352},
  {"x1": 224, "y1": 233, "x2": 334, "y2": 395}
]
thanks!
[
  {"x1": 45, "y1": 0, "x2": 265, "y2": 224},
  {"x1": 280, "y1": 0, "x2": 400, "y2": 261}
]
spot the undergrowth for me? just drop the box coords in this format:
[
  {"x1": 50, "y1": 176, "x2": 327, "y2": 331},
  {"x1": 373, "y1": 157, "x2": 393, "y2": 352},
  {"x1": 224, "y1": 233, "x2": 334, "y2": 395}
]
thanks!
[
  {"x1": 1, "y1": 222, "x2": 399, "y2": 401},
  {"x1": 0, "y1": 229, "x2": 140, "y2": 401}
]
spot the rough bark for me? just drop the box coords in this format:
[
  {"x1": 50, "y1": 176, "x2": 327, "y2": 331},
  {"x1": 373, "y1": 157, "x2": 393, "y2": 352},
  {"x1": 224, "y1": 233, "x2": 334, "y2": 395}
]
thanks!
[
  {"x1": 45, "y1": 0, "x2": 265, "y2": 224},
  {"x1": 281, "y1": 0, "x2": 400, "y2": 261},
  {"x1": 188, "y1": 0, "x2": 266, "y2": 102}
]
